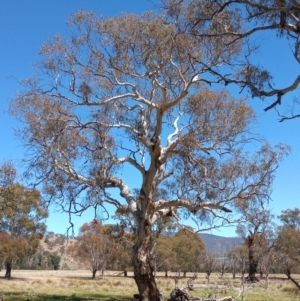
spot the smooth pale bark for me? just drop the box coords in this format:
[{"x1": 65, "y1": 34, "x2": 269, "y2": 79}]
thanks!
[{"x1": 132, "y1": 219, "x2": 160, "y2": 301}]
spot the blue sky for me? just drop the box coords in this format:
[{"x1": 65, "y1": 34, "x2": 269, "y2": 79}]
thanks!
[{"x1": 0, "y1": 0, "x2": 299, "y2": 237}]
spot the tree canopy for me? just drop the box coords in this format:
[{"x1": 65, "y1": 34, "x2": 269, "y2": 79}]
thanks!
[
  {"x1": 163, "y1": 0, "x2": 300, "y2": 121},
  {"x1": 11, "y1": 10, "x2": 288, "y2": 300},
  {"x1": 235, "y1": 194, "x2": 275, "y2": 282},
  {"x1": 0, "y1": 162, "x2": 48, "y2": 278},
  {"x1": 172, "y1": 229, "x2": 205, "y2": 276},
  {"x1": 67, "y1": 221, "x2": 116, "y2": 279}
]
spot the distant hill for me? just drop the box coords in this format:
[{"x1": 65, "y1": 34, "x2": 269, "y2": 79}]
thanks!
[
  {"x1": 199, "y1": 233, "x2": 243, "y2": 254},
  {"x1": 38, "y1": 232, "x2": 243, "y2": 269},
  {"x1": 39, "y1": 233, "x2": 82, "y2": 269}
]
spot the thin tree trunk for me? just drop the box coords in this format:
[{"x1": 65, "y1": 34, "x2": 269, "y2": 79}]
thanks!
[
  {"x1": 265, "y1": 273, "x2": 269, "y2": 289},
  {"x1": 206, "y1": 272, "x2": 210, "y2": 284},
  {"x1": 165, "y1": 270, "x2": 168, "y2": 278},
  {"x1": 124, "y1": 270, "x2": 128, "y2": 277},
  {"x1": 92, "y1": 269, "x2": 97, "y2": 279},
  {"x1": 5, "y1": 261, "x2": 12, "y2": 279},
  {"x1": 133, "y1": 219, "x2": 160, "y2": 301},
  {"x1": 285, "y1": 269, "x2": 300, "y2": 290},
  {"x1": 247, "y1": 248, "x2": 259, "y2": 282},
  {"x1": 232, "y1": 266, "x2": 236, "y2": 279}
]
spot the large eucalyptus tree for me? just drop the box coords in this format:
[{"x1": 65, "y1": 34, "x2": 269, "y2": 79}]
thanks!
[{"x1": 11, "y1": 11, "x2": 287, "y2": 300}]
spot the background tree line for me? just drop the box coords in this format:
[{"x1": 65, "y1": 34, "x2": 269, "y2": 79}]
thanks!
[{"x1": 59, "y1": 211, "x2": 300, "y2": 292}]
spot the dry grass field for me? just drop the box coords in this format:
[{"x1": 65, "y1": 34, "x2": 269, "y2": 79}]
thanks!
[{"x1": 0, "y1": 270, "x2": 300, "y2": 301}]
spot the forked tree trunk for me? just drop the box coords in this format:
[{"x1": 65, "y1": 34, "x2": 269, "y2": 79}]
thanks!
[
  {"x1": 132, "y1": 219, "x2": 160, "y2": 301},
  {"x1": 5, "y1": 261, "x2": 12, "y2": 279}
]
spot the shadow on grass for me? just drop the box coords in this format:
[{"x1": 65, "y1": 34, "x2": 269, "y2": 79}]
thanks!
[
  {"x1": 0, "y1": 291, "x2": 135, "y2": 301},
  {"x1": 0, "y1": 276, "x2": 28, "y2": 281}
]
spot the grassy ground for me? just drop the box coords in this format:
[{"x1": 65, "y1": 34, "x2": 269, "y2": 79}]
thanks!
[{"x1": 0, "y1": 270, "x2": 299, "y2": 301}]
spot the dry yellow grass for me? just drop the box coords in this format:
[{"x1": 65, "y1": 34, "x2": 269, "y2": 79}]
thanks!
[{"x1": 0, "y1": 271, "x2": 299, "y2": 301}]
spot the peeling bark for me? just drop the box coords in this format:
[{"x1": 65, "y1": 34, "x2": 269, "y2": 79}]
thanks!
[{"x1": 132, "y1": 218, "x2": 160, "y2": 301}]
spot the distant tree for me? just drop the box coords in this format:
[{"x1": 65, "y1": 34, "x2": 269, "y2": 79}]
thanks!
[
  {"x1": 0, "y1": 162, "x2": 48, "y2": 278},
  {"x1": 276, "y1": 208, "x2": 300, "y2": 290},
  {"x1": 113, "y1": 237, "x2": 132, "y2": 277},
  {"x1": 21, "y1": 250, "x2": 61, "y2": 270},
  {"x1": 198, "y1": 249, "x2": 216, "y2": 283},
  {"x1": 0, "y1": 233, "x2": 32, "y2": 276},
  {"x1": 154, "y1": 235, "x2": 177, "y2": 277},
  {"x1": 227, "y1": 245, "x2": 248, "y2": 279},
  {"x1": 256, "y1": 246, "x2": 278, "y2": 288},
  {"x1": 48, "y1": 254, "x2": 61, "y2": 270},
  {"x1": 236, "y1": 197, "x2": 274, "y2": 282},
  {"x1": 217, "y1": 249, "x2": 229, "y2": 278},
  {"x1": 107, "y1": 225, "x2": 133, "y2": 277},
  {"x1": 67, "y1": 221, "x2": 115, "y2": 279},
  {"x1": 279, "y1": 208, "x2": 300, "y2": 228},
  {"x1": 11, "y1": 9, "x2": 288, "y2": 300},
  {"x1": 172, "y1": 229, "x2": 205, "y2": 277}
]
